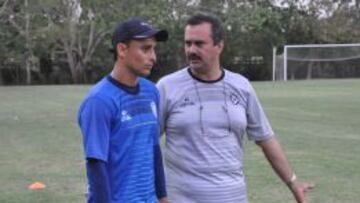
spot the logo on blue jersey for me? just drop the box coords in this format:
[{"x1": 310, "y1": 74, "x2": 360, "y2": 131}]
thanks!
[
  {"x1": 150, "y1": 101, "x2": 157, "y2": 118},
  {"x1": 121, "y1": 110, "x2": 132, "y2": 122}
]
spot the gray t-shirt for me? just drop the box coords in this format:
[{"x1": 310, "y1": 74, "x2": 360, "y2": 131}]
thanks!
[{"x1": 157, "y1": 68, "x2": 274, "y2": 203}]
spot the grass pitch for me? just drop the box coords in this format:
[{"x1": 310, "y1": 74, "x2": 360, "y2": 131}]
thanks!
[
  {"x1": 0, "y1": 79, "x2": 359, "y2": 203},
  {"x1": 247, "y1": 79, "x2": 360, "y2": 203}
]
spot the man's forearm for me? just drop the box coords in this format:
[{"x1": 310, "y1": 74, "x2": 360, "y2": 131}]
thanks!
[
  {"x1": 256, "y1": 137, "x2": 295, "y2": 186},
  {"x1": 154, "y1": 145, "x2": 167, "y2": 199},
  {"x1": 86, "y1": 158, "x2": 111, "y2": 203},
  {"x1": 256, "y1": 137, "x2": 314, "y2": 203}
]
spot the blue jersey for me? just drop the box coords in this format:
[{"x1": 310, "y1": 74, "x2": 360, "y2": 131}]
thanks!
[{"x1": 78, "y1": 76, "x2": 160, "y2": 203}]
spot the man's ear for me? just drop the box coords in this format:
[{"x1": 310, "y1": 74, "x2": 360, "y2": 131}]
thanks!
[
  {"x1": 116, "y1": 43, "x2": 128, "y2": 59},
  {"x1": 217, "y1": 40, "x2": 224, "y2": 54}
]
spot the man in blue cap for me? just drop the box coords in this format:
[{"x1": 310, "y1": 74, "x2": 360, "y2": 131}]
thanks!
[{"x1": 78, "y1": 17, "x2": 168, "y2": 203}]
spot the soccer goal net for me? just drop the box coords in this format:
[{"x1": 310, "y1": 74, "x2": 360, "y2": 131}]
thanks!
[{"x1": 274, "y1": 43, "x2": 360, "y2": 81}]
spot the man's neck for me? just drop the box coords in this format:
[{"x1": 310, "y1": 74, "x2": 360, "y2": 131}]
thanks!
[
  {"x1": 111, "y1": 63, "x2": 138, "y2": 87},
  {"x1": 190, "y1": 65, "x2": 222, "y2": 81}
]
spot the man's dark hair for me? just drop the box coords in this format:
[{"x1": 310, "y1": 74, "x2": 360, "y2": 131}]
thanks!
[
  {"x1": 186, "y1": 12, "x2": 224, "y2": 45},
  {"x1": 111, "y1": 41, "x2": 131, "y2": 61}
]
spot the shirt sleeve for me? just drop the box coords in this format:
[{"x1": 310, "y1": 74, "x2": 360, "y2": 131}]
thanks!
[
  {"x1": 156, "y1": 80, "x2": 167, "y2": 135},
  {"x1": 154, "y1": 144, "x2": 167, "y2": 199},
  {"x1": 86, "y1": 158, "x2": 111, "y2": 203},
  {"x1": 78, "y1": 96, "x2": 112, "y2": 162},
  {"x1": 246, "y1": 83, "x2": 274, "y2": 141},
  {"x1": 153, "y1": 87, "x2": 167, "y2": 199}
]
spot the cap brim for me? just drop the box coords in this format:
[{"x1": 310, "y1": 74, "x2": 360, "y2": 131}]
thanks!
[{"x1": 133, "y1": 29, "x2": 168, "y2": 42}]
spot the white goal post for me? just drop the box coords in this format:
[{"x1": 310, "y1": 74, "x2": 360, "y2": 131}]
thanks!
[{"x1": 273, "y1": 43, "x2": 360, "y2": 81}]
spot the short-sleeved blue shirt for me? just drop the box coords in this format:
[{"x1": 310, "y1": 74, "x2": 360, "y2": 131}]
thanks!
[{"x1": 78, "y1": 76, "x2": 160, "y2": 203}]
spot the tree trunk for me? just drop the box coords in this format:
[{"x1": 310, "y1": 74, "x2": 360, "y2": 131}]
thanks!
[
  {"x1": 25, "y1": 56, "x2": 31, "y2": 84},
  {"x1": 67, "y1": 51, "x2": 78, "y2": 83},
  {"x1": 306, "y1": 62, "x2": 313, "y2": 79},
  {"x1": 24, "y1": 0, "x2": 31, "y2": 84},
  {"x1": 0, "y1": 70, "x2": 3, "y2": 85}
]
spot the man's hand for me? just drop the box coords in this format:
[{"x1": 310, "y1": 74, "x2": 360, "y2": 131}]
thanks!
[
  {"x1": 289, "y1": 181, "x2": 315, "y2": 203},
  {"x1": 159, "y1": 197, "x2": 168, "y2": 203},
  {"x1": 256, "y1": 137, "x2": 314, "y2": 203}
]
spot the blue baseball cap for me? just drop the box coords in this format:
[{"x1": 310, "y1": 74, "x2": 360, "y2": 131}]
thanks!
[{"x1": 111, "y1": 17, "x2": 168, "y2": 49}]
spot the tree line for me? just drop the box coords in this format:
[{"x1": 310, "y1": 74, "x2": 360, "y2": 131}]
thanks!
[{"x1": 0, "y1": 0, "x2": 359, "y2": 85}]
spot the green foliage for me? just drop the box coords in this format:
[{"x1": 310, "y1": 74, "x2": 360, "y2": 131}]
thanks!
[{"x1": 0, "y1": 0, "x2": 360, "y2": 84}]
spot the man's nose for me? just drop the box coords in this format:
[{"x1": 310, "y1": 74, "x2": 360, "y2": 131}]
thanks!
[
  {"x1": 150, "y1": 49, "x2": 156, "y2": 63},
  {"x1": 186, "y1": 44, "x2": 197, "y2": 55}
]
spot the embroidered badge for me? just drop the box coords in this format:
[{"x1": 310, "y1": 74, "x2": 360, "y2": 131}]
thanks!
[
  {"x1": 230, "y1": 93, "x2": 241, "y2": 105},
  {"x1": 179, "y1": 96, "x2": 195, "y2": 108}
]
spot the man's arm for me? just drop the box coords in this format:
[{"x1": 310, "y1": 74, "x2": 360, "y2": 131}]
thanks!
[
  {"x1": 154, "y1": 145, "x2": 167, "y2": 202},
  {"x1": 86, "y1": 158, "x2": 111, "y2": 203},
  {"x1": 256, "y1": 137, "x2": 314, "y2": 203}
]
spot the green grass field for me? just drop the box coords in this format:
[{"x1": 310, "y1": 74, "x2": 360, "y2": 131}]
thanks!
[{"x1": 0, "y1": 79, "x2": 359, "y2": 203}]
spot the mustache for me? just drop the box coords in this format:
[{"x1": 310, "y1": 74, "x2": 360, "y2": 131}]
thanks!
[{"x1": 187, "y1": 54, "x2": 201, "y2": 61}]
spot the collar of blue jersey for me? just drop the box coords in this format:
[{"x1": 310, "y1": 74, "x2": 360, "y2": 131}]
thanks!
[{"x1": 107, "y1": 75, "x2": 140, "y2": 94}]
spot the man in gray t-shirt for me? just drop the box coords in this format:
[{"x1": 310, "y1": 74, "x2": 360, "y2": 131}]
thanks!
[{"x1": 157, "y1": 12, "x2": 313, "y2": 203}]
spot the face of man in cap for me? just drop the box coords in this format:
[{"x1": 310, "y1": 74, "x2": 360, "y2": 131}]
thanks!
[
  {"x1": 116, "y1": 37, "x2": 157, "y2": 77},
  {"x1": 111, "y1": 17, "x2": 167, "y2": 78}
]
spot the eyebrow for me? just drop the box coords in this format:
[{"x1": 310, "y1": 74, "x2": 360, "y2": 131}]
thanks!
[
  {"x1": 185, "y1": 40, "x2": 205, "y2": 44},
  {"x1": 139, "y1": 43, "x2": 156, "y2": 50}
]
